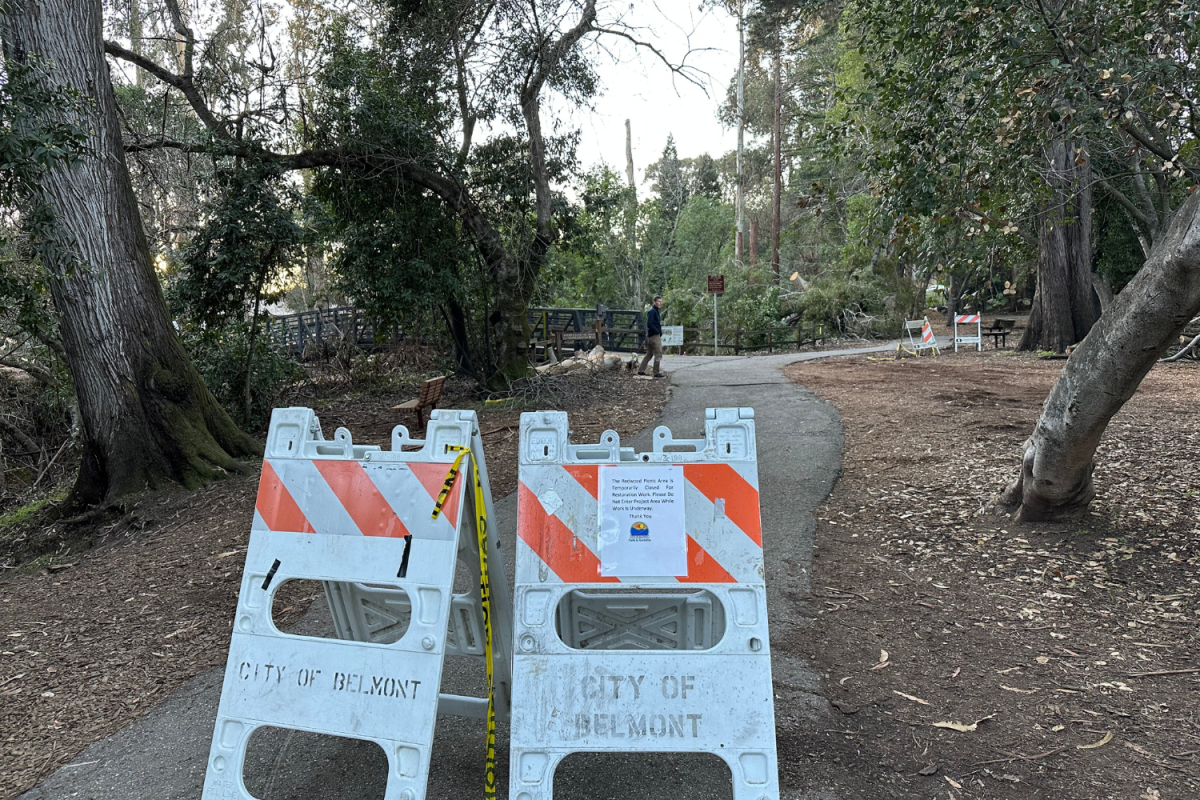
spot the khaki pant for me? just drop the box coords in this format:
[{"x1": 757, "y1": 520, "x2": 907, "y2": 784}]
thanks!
[{"x1": 639, "y1": 334, "x2": 663, "y2": 375}]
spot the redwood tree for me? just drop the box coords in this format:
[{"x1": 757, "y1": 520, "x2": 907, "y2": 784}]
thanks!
[
  {"x1": 0, "y1": 0, "x2": 259, "y2": 508},
  {"x1": 1018, "y1": 140, "x2": 1099, "y2": 353}
]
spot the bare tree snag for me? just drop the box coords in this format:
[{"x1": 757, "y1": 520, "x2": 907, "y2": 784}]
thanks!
[
  {"x1": 1, "y1": 0, "x2": 259, "y2": 508},
  {"x1": 998, "y1": 189, "x2": 1200, "y2": 522}
]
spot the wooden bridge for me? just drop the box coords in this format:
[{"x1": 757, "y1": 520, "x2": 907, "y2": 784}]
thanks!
[
  {"x1": 263, "y1": 307, "x2": 381, "y2": 355},
  {"x1": 527, "y1": 307, "x2": 647, "y2": 353}
]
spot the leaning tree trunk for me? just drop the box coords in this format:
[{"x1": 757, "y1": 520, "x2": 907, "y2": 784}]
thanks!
[
  {"x1": 997, "y1": 189, "x2": 1200, "y2": 522},
  {"x1": 1018, "y1": 140, "x2": 1098, "y2": 352},
  {"x1": 1, "y1": 0, "x2": 259, "y2": 509}
]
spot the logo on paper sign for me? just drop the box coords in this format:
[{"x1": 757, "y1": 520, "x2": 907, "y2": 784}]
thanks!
[{"x1": 630, "y1": 521, "x2": 650, "y2": 539}]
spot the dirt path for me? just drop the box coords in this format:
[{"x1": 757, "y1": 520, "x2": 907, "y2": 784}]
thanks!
[{"x1": 785, "y1": 350, "x2": 1200, "y2": 799}]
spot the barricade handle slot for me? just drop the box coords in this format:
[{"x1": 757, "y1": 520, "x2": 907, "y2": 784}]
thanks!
[
  {"x1": 261, "y1": 559, "x2": 281, "y2": 591},
  {"x1": 398, "y1": 535, "x2": 414, "y2": 578}
]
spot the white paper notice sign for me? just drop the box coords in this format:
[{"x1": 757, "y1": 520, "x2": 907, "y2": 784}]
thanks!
[{"x1": 598, "y1": 466, "x2": 687, "y2": 577}]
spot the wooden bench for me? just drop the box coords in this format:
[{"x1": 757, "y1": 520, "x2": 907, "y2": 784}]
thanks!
[
  {"x1": 389, "y1": 376, "x2": 446, "y2": 429},
  {"x1": 985, "y1": 319, "x2": 1017, "y2": 349}
]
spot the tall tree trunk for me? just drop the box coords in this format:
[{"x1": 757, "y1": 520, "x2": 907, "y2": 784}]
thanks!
[
  {"x1": 998, "y1": 189, "x2": 1200, "y2": 522},
  {"x1": 502, "y1": 1, "x2": 596, "y2": 386},
  {"x1": 1, "y1": 0, "x2": 259, "y2": 508},
  {"x1": 1018, "y1": 140, "x2": 1097, "y2": 352},
  {"x1": 244, "y1": 271, "x2": 268, "y2": 429},
  {"x1": 442, "y1": 296, "x2": 475, "y2": 378},
  {"x1": 128, "y1": 0, "x2": 142, "y2": 86},
  {"x1": 624, "y1": 118, "x2": 639, "y2": 295},
  {"x1": 735, "y1": 0, "x2": 745, "y2": 265},
  {"x1": 771, "y1": 43, "x2": 782, "y2": 284}
]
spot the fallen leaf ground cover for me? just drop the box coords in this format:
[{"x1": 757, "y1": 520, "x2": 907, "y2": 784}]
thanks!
[
  {"x1": 0, "y1": 370, "x2": 667, "y2": 799},
  {"x1": 783, "y1": 351, "x2": 1199, "y2": 800}
]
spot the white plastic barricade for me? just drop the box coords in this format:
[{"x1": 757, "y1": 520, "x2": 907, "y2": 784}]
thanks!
[
  {"x1": 954, "y1": 314, "x2": 982, "y2": 352},
  {"x1": 509, "y1": 408, "x2": 778, "y2": 800},
  {"x1": 202, "y1": 407, "x2": 512, "y2": 800},
  {"x1": 899, "y1": 316, "x2": 938, "y2": 356}
]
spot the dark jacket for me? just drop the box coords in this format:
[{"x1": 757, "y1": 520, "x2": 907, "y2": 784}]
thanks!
[{"x1": 647, "y1": 305, "x2": 662, "y2": 337}]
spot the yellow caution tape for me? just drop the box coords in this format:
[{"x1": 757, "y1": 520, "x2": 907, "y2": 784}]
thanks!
[{"x1": 432, "y1": 445, "x2": 496, "y2": 799}]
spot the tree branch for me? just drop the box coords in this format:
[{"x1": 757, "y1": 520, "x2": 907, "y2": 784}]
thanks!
[
  {"x1": 1094, "y1": 175, "x2": 1155, "y2": 232},
  {"x1": 522, "y1": 0, "x2": 598, "y2": 102},
  {"x1": 590, "y1": 25, "x2": 712, "y2": 94},
  {"x1": 163, "y1": 0, "x2": 195, "y2": 79},
  {"x1": 1122, "y1": 121, "x2": 1196, "y2": 178},
  {"x1": 103, "y1": 41, "x2": 225, "y2": 134},
  {"x1": 0, "y1": 355, "x2": 58, "y2": 388},
  {"x1": 0, "y1": 415, "x2": 39, "y2": 455},
  {"x1": 958, "y1": 208, "x2": 1036, "y2": 248}
]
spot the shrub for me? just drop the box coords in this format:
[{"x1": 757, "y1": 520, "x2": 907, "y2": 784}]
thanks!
[{"x1": 182, "y1": 323, "x2": 303, "y2": 431}]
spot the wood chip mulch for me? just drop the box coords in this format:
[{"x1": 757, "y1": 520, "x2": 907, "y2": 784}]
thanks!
[{"x1": 781, "y1": 350, "x2": 1199, "y2": 800}]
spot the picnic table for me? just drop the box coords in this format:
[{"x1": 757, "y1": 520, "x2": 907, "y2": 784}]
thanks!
[{"x1": 985, "y1": 319, "x2": 1017, "y2": 349}]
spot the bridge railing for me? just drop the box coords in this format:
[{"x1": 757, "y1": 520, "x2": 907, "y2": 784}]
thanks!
[
  {"x1": 263, "y1": 307, "x2": 381, "y2": 355},
  {"x1": 527, "y1": 307, "x2": 646, "y2": 354}
]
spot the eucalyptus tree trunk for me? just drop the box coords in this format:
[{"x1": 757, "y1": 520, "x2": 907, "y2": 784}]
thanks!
[
  {"x1": 998, "y1": 189, "x2": 1200, "y2": 521},
  {"x1": 1018, "y1": 140, "x2": 1098, "y2": 352},
  {"x1": 1, "y1": 0, "x2": 259, "y2": 508}
]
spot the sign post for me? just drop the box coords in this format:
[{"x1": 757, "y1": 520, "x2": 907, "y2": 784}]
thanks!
[{"x1": 707, "y1": 274, "x2": 725, "y2": 355}]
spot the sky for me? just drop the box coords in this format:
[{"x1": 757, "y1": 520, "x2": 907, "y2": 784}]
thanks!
[{"x1": 563, "y1": 1, "x2": 742, "y2": 188}]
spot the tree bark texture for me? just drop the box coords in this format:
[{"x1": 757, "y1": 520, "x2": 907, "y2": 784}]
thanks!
[
  {"x1": 2, "y1": 0, "x2": 259, "y2": 507},
  {"x1": 1018, "y1": 140, "x2": 1098, "y2": 352},
  {"x1": 998, "y1": 189, "x2": 1200, "y2": 521}
]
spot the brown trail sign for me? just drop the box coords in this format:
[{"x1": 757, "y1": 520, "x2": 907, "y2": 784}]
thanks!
[{"x1": 707, "y1": 275, "x2": 725, "y2": 354}]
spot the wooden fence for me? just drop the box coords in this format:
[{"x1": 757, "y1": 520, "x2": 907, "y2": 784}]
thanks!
[
  {"x1": 672, "y1": 323, "x2": 826, "y2": 356},
  {"x1": 528, "y1": 308, "x2": 647, "y2": 353},
  {"x1": 262, "y1": 306, "x2": 826, "y2": 360},
  {"x1": 534, "y1": 321, "x2": 826, "y2": 359}
]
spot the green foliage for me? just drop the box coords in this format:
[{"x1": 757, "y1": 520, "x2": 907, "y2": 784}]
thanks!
[
  {"x1": 0, "y1": 57, "x2": 88, "y2": 340},
  {"x1": 0, "y1": 59, "x2": 88, "y2": 208},
  {"x1": 183, "y1": 322, "x2": 303, "y2": 432},
  {"x1": 837, "y1": 0, "x2": 1198, "y2": 284},
  {"x1": 542, "y1": 165, "x2": 636, "y2": 307},
  {"x1": 314, "y1": 164, "x2": 466, "y2": 334},
  {"x1": 1093, "y1": 192, "x2": 1146, "y2": 294},
  {"x1": 171, "y1": 163, "x2": 301, "y2": 326},
  {"x1": 646, "y1": 136, "x2": 689, "y2": 222},
  {"x1": 168, "y1": 161, "x2": 302, "y2": 427},
  {"x1": 794, "y1": 192, "x2": 909, "y2": 335}
]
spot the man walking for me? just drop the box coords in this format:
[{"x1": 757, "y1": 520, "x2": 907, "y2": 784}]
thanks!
[{"x1": 638, "y1": 295, "x2": 665, "y2": 377}]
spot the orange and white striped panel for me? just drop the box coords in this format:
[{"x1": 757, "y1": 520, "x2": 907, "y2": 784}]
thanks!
[
  {"x1": 516, "y1": 460, "x2": 763, "y2": 586},
  {"x1": 955, "y1": 314, "x2": 981, "y2": 324},
  {"x1": 921, "y1": 323, "x2": 936, "y2": 344},
  {"x1": 253, "y1": 457, "x2": 463, "y2": 541}
]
